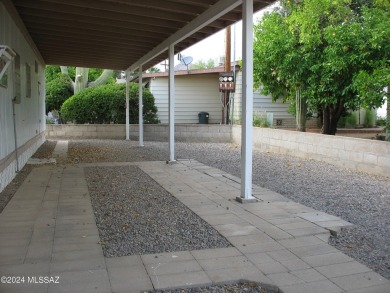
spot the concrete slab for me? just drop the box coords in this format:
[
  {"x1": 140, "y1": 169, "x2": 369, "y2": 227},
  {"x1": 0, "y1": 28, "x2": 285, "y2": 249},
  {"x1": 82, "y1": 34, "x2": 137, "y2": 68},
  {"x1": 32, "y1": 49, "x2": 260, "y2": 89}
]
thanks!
[
  {"x1": 280, "y1": 280, "x2": 344, "y2": 293},
  {"x1": 289, "y1": 243, "x2": 339, "y2": 258},
  {"x1": 205, "y1": 266, "x2": 271, "y2": 284},
  {"x1": 190, "y1": 247, "x2": 241, "y2": 260},
  {"x1": 141, "y1": 251, "x2": 194, "y2": 265},
  {"x1": 316, "y1": 261, "x2": 373, "y2": 278},
  {"x1": 105, "y1": 255, "x2": 143, "y2": 268},
  {"x1": 1, "y1": 158, "x2": 389, "y2": 293},
  {"x1": 267, "y1": 272, "x2": 305, "y2": 286},
  {"x1": 254, "y1": 260, "x2": 289, "y2": 274},
  {"x1": 107, "y1": 266, "x2": 153, "y2": 293},
  {"x1": 330, "y1": 271, "x2": 390, "y2": 291},
  {"x1": 300, "y1": 252, "x2": 354, "y2": 267},
  {"x1": 149, "y1": 270, "x2": 212, "y2": 290},
  {"x1": 289, "y1": 268, "x2": 327, "y2": 282},
  {"x1": 197, "y1": 255, "x2": 253, "y2": 271},
  {"x1": 213, "y1": 223, "x2": 260, "y2": 236},
  {"x1": 48, "y1": 269, "x2": 111, "y2": 293}
]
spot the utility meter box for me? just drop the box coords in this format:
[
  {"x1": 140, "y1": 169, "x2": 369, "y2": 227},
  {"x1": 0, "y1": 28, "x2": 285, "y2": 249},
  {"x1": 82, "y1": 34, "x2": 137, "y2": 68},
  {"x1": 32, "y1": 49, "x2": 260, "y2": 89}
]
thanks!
[{"x1": 219, "y1": 72, "x2": 235, "y2": 92}]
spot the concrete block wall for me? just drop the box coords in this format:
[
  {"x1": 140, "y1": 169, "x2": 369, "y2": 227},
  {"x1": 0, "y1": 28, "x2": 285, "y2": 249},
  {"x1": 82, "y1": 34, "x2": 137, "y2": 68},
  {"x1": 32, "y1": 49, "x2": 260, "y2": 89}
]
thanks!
[
  {"x1": 46, "y1": 124, "x2": 232, "y2": 143},
  {"x1": 232, "y1": 126, "x2": 390, "y2": 176},
  {"x1": 273, "y1": 117, "x2": 320, "y2": 129}
]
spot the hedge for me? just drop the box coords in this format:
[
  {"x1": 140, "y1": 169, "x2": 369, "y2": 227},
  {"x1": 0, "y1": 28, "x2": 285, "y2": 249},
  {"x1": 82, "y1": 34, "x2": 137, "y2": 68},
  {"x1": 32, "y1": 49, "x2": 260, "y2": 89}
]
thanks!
[
  {"x1": 45, "y1": 74, "x2": 73, "y2": 112},
  {"x1": 60, "y1": 83, "x2": 159, "y2": 124}
]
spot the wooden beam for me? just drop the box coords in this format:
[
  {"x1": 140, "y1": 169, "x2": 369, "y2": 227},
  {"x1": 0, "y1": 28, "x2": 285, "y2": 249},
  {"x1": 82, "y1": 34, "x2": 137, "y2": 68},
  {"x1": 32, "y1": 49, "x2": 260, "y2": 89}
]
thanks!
[
  {"x1": 22, "y1": 17, "x2": 171, "y2": 40},
  {"x1": 14, "y1": 0, "x2": 195, "y2": 22},
  {"x1": 17, "y1": 8, "x2": 178, "y2": 34}
]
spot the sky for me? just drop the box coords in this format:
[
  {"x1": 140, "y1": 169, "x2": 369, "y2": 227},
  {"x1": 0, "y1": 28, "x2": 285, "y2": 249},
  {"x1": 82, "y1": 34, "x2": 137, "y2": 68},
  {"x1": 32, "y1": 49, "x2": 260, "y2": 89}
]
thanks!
[
  {"x1": 155, "y1": 2, "x2": 388, "y2": 117},
  {"x1": 155, "y1": 3, "x2": 278, "y2": 69}
]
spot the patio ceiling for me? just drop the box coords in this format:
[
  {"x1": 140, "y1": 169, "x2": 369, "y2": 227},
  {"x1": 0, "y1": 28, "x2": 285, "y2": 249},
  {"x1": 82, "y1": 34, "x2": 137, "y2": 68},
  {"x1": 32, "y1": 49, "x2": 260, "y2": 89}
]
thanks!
[{"x1": 7, "y1": 0, "x2": 274, "y2": 70}]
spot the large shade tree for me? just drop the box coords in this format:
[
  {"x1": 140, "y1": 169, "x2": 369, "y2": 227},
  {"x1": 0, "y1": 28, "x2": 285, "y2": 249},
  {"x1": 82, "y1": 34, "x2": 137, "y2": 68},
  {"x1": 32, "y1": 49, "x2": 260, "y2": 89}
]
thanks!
[{"x1": 253, "y1": 0, "x2": 389, "y2": 134}]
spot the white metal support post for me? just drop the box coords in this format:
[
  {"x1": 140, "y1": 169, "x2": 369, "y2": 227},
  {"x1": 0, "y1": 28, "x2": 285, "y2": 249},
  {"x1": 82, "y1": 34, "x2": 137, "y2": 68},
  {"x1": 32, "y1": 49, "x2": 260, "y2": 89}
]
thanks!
[
  {"x1": 168, "y1": 44, "x2": 175, "y2": 162},
  {"x1": 237, "y1": 0, "x2": 256, "y2": 203},
  {"x1": 139, "y1": 65, "x2": 144, "y2": 146},
  {"x1": 125, "y1": 69, "x2": 130, "y2": 140}
]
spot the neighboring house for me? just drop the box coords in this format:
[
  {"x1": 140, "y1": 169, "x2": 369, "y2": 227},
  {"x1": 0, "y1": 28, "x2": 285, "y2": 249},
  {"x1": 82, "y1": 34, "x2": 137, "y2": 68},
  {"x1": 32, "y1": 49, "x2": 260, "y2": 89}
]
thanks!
[
  {"x1": 0, "y1": 3, "x2": 46, "y2": 192},
  {"x1": 143, "y1": 68, "x2": 228, "y2": 124},
  {"x1": 143, "y1": 68, "x2": 300, "y2": 128},
  {"x1": 232, "y1": 71, "x2": 297, "y2": 128}
]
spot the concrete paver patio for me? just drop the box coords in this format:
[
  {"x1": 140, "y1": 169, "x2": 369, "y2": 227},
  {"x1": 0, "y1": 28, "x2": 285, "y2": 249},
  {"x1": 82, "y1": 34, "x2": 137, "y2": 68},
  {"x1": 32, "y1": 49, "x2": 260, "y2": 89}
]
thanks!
[{"x1": 0, "y1": 142, "x2": 389, "y2": 293}]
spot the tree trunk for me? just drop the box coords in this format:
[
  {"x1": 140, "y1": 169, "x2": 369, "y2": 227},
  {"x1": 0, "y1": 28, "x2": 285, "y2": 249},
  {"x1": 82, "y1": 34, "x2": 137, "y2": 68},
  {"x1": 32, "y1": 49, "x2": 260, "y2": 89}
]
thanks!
[
  {"x1": 60, "y1": 66, "x2": 75, "y2": 92},
  {"x1": 88, "y1": 69, "x2": 114, "y2": 88},
  {"x1": 60, "y1": 67, "x2": 113, "y2": 95},
  {"x1": 387, "y1": 87, "x2": 389, "y2": 140},
  {"x1": 295, "y1": 88, "x2": 307, "y2": 132},
  {"x1": 74, "y1": 67, "x2": 89, "y2": 94},
  {"x1": 321, "y1": 106, "x2": 330, "y2": 134},
  {"x1": 321, "y1": 102, "x2": 344, "y2": 135}
]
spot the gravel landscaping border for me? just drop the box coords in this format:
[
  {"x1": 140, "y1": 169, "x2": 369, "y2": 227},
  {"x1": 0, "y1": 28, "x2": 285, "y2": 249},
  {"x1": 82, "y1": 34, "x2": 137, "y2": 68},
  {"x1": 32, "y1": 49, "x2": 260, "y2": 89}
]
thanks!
[
  {"x1": 67, "y1": 139, "x2": 390, "y2": 279},
  {"x1": 85, "y1": 165, "x2": 232, "y2": 257}
]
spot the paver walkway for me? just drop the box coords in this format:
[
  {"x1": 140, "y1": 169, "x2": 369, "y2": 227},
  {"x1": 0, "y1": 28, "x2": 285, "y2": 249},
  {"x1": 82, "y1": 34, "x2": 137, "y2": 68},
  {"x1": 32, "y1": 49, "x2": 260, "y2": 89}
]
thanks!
[{"x1": 0, "y1": 142, "x2": 389, "y2": 293}]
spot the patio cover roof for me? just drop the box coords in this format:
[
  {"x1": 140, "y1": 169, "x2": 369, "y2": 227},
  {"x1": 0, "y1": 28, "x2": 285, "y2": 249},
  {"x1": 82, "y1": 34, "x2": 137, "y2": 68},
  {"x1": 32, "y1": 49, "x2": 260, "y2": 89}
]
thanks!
[{"x1": 5, "y1": 0, "x2": 274, "y2": 71}]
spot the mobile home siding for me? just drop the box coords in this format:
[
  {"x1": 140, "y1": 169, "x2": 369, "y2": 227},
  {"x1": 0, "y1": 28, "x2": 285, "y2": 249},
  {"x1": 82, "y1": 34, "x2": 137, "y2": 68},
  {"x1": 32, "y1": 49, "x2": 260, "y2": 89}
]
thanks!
[
  {"x1": 150, "y1": 74, "x2": 222, "y2": 124},
  {"x1": 0, "y1": 3, "x2": 45, "y2": 192},
  {"x1": 233, "y1": 71, "x2": 294, "y2": 121}
]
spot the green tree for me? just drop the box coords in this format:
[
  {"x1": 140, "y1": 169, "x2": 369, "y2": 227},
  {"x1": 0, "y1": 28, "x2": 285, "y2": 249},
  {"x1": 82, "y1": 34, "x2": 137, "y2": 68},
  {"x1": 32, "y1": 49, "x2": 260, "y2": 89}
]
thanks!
[
  {"x1": 190, "y1": 59, "x2": 215, "y2": 70},
  {"x1": 60, "y1": 83, "x2": 159, "y2": 124},
  {"x1": 253, "y1": 0, "x2": 389, "y2": 135},
  {"x1": 147, "y1": 67, "x2": 161, "y2": 73}
]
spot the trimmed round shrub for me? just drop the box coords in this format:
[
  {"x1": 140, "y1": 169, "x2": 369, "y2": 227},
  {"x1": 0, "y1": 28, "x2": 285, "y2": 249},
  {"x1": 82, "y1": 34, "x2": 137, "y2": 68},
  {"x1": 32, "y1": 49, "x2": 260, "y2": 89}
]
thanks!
[
  {"x1": 45, "y1": 74, "x2": 73, "y2": 112},
  {"x1": 60, "y1": 83, "x2": 159, "y2": 124}
]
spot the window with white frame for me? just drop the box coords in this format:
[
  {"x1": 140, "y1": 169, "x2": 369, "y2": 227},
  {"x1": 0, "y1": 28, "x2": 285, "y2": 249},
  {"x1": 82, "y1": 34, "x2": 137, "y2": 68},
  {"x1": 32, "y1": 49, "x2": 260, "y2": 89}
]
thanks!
[
  {"x1": 25, "y1": 62, "x2": 31, "y2": 98},
  {"x1": 14, "y1": 52, "x2": 21, "y2": 104}
]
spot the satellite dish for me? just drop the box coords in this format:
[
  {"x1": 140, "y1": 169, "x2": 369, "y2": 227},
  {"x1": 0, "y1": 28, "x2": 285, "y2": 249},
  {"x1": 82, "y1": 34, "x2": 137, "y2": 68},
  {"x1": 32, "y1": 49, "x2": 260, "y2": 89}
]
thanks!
[{"x1": 182, "y1": 56, "x2": 193, "y2": 66}]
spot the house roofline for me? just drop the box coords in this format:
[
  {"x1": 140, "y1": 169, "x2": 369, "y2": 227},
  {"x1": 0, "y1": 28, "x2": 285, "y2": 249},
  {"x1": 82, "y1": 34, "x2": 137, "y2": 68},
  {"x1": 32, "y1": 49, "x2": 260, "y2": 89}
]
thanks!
[{"x1": 143, "y1": 64, "x2": 241, "y2": 78}]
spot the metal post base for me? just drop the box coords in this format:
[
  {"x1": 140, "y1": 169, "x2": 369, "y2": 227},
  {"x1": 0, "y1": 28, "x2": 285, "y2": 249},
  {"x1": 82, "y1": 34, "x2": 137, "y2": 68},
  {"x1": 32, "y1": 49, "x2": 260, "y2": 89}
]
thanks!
[{"x1": 235, "y1": 196, "x2": 257, "y2": 204}]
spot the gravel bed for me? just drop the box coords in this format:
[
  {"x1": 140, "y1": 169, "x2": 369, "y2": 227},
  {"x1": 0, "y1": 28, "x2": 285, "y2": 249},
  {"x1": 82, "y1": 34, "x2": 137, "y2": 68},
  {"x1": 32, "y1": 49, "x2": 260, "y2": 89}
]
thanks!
[
  {"x1": 0, "y1": 140, "x2": 57, "y2": 214},
  {"x1": 148, "y1": 282, "x2": 278, "y2": 293},
  {"x1": 85, "y1": 165, "x2": 232, "y2": 257},
  {"x1": 69, "y1": 139, "x2": 390, "y2": 279}
]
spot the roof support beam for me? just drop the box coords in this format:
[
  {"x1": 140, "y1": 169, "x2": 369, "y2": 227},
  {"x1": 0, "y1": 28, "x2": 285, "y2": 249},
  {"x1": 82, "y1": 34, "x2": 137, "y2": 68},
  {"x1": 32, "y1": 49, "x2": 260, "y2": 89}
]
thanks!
[
  {"x1": 237, "y1": 0, "x2": 256, "y2": 203},
  {"x1": 127, "y1": 0, "x2": 243, "y2": 72},
  {"x1": 168, "y1": 44, "x2": 175, "y2": 162},
  {"x1": 139, "y1": 64, "x2": 144, "y2": 147},
  {"x1": 125, "y1": 71, "x2": 130, "y2": 140}
]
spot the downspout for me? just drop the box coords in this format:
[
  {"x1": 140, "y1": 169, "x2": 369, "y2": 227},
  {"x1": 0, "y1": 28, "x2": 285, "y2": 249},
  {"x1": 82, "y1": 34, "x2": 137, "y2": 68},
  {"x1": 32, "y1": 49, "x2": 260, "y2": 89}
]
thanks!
[
  {"x1": 231, "y1": 22, "x2": 236, "y2": 125},
  {"x1": 12, "y1": 98, "x2": 19, "y2": 172}
]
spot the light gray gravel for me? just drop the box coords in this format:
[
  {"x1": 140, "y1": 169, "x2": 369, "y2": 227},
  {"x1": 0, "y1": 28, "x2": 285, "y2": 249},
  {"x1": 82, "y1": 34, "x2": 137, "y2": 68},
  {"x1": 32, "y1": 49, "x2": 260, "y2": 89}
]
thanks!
[
  {"x1": 68, "y1": 139, "x2": 390, "y2": 279},
  {"x1": 85, "y1": 165, "x2": 232, "y2": 257}
]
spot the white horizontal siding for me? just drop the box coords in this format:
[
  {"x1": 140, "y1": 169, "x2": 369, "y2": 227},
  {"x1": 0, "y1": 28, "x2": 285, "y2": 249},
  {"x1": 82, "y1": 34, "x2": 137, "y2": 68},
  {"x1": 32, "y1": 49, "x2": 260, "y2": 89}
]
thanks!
[
  {"x1": 150, "y1": 74, "x2": 223, "y2": 124},
  {"x1": 0, "y1": 3, "x2": 45, "y2": 172},
  {"x1": 233, "y1": 71, "x2": 294, "y2": 122}
]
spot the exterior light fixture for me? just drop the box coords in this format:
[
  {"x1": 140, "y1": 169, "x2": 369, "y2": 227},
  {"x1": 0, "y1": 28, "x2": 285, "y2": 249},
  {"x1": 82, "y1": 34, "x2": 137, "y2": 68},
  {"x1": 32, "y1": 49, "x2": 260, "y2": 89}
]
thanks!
[{"x1": 0, "y1": 45, "x2": 16, "y2": 81}]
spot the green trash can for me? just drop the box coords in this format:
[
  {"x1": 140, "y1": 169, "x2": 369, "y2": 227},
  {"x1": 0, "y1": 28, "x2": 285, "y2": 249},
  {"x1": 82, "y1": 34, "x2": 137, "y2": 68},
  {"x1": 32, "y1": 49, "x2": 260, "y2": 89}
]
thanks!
[{"x1": 198, "y1": 112, "x2": 209, "y2": 124}]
